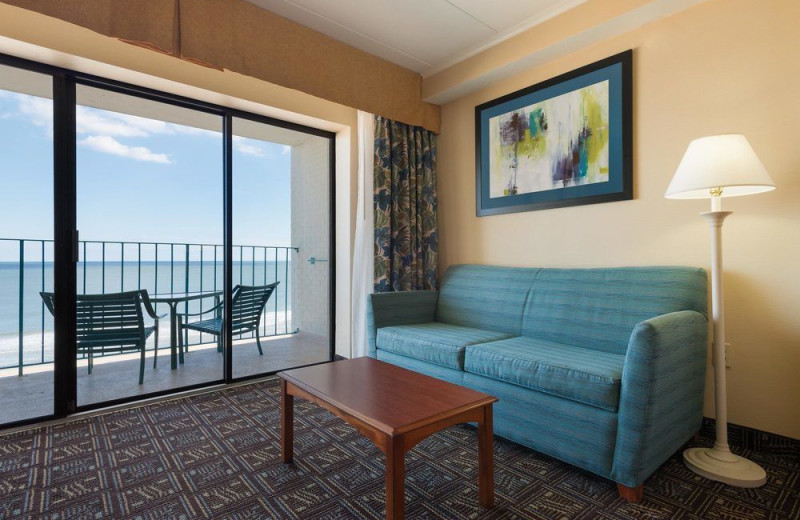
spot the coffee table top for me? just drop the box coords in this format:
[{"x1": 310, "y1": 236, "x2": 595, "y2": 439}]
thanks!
[{"x1": 278, "y1": 357, "x2": 496, "y2": 436}]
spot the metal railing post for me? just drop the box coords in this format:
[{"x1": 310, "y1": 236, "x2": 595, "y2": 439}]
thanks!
[
  {"x1": 154, "y1": 244, "x2": 159, "y2": 294},
  {"x1": 18, "y1": 240, "x2": 24, "y2": 377},
  {"x1": 41, "y1": 240, "x2": 45, "y2": 363},
  {"x1": 274, "y1": 247, "x2": 278, "y2": 336},
  {"x1": 82, "y1": 241, "x2": 86, "y2": 293},
  {"x1": 120, "y1": 243, "x2": 124, "y2": 291},
  {"x1": 199, "y1": 246, "x2": 204, "y2": 344},
  {"x1": 263, "y1": 247, "x2": 268, "y2": 334},
  {"x1": 184, "y1": 244, "x2": 190, "y2": 347},
  {"x1": 101, "y1": 241, "x2": 106, "y2": 293},
  {"x1": 251, "y1": 246, "x2": 256, "y2": 339},
  {"x1": 170, "y1": 244, "x2": 174, "y2": 294}
]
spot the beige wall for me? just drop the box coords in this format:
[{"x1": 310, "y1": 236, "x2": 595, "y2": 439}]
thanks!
[{"x1": 437, "y1": 0, "x2": 800, "y2": 439}]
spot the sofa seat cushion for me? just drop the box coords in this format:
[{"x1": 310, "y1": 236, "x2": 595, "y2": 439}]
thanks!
[
  {"x1": 464, "y1": 337, "x2": 625, "y2": 412},
  {"x1": 376, "y1": 322, "x2": 512, "y2": 370}
]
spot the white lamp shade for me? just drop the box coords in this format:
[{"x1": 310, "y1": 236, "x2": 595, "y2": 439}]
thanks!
[{"x1": 665, "y1": 134, "x2": 775, "y2": 199}]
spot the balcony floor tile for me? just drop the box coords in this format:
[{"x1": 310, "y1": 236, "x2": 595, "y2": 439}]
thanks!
[{"x1": 0, "y1": 333, "x2": 329, "y2": 425}]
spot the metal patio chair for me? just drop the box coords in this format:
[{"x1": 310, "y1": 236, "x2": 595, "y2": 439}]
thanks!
[
  {"x1": 40, "y1": 290, "x2": 163, "y2": 384},
  {"x1": 176, "y1": 282, "x2": 280, "y2": 356}
]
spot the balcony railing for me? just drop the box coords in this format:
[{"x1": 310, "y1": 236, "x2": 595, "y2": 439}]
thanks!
[{"x1": 0, "y1": 238, "x2": 298, "y2": 375}]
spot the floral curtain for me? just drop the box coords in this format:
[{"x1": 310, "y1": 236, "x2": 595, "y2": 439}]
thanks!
[{"x1": 374, "y1": 116, "x2": 438, "y2": 292}]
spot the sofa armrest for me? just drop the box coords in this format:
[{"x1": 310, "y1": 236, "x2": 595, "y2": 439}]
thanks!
[
  {"x1": 611, "y1": 310, "x2": 708, "y2": 487},
  {"x1": 367, "y1": 291, "x2": 439, "y2": 357}
]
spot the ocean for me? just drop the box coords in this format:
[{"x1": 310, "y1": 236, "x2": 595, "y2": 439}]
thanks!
[{"x1": 0, "y1": 261, "x2": 293, "y2": 369}]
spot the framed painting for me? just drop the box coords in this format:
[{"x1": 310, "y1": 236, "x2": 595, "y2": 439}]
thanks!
[{"x1": 475, "y1": 50, "x2": 632, "y2": 216}]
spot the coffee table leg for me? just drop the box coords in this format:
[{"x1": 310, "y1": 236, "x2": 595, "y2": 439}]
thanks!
[
  {"x1": 385, "y1": 435, "x2": 405, "y2": 520},
  {"x1": 281, "y1": 379, "x2": 294, "y2": 463},
  {"x1": 478, "y1": 403, "x2": 494, "y2": 508}
]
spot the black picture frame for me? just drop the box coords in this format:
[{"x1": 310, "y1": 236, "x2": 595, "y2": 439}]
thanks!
[{"x1": 475, "y1": 50, "x2": 633, "y2": 216}]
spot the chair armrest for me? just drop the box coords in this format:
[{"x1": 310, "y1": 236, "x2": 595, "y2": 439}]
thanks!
[
  {"x1": 40, "y1": 292, "x2": 56, "y2": 317},
  {"x1": 139, "y1": 290, "x2": 161, "y2": 321},
  {"x1": 367, "y1": 291, "x2": 439, "y2": 357},
  {"x1": 176, "y1": 299, "x2": 224, "y2": 317},
  {"x1": 611, "y1": 309, "x2": 708, "y2": 488}
]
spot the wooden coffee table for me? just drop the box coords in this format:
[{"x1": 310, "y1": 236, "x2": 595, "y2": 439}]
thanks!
[{"x1": 278, "y1": 357, "x2": 497, "y2": 520}]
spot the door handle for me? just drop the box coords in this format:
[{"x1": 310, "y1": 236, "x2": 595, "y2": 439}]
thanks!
[{"x1": 308, "y1": 257, "x2": 328, "y2": 265}]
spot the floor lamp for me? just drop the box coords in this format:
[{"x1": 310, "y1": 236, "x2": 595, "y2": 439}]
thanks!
[{"x1": 665, "y1": 134, "x2": 775, "y2": 487}]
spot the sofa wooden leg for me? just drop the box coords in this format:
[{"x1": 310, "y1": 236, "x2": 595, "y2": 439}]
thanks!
[{"x1": 617, "y1": 483, "x2": 643, "y2": 502}]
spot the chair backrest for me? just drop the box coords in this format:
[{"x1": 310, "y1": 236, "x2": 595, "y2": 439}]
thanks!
[
  {"x1": 75, "y1": 291, "x2": 147, "y2": 354},
  {"x1": 231, "y1": 282, "x2": 279, "y2": 332}
]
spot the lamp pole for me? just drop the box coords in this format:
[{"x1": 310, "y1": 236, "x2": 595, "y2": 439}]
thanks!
[
  {"x1": 703, "y1": 209, "x2": 733, "y2": 457},
  {"x1": 682, "y1": 204, "x2": 767, "y2": 486}
]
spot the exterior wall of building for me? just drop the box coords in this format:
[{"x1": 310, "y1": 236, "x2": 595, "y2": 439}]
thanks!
[{"x1": 290, "y1": 136, "x2": 331, "y2": 339}]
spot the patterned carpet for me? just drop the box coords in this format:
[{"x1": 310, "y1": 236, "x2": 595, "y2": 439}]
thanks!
[{"x1": 1, "y1": 377, "x2": 797, "y2": 520}]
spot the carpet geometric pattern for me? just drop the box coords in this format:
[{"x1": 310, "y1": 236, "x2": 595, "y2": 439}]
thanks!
[{"x1": 1, "y1": 377, "x2": 798, "y2": 519}]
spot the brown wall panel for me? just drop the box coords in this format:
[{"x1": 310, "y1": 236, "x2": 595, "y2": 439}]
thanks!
[
  {"x1": 1, "y1": 0, "x2": 439, "y2": 131},
  {"x1": 2, "y1": 0, "x2": 179, "y2": 55}
]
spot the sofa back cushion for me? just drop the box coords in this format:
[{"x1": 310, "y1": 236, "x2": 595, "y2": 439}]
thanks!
[
  {"x1": 437, "y1": 265, "x2": 539, "y2": 336},
  {"x1": 522, "y1": 267, "x2": 708, "y2": 355}
]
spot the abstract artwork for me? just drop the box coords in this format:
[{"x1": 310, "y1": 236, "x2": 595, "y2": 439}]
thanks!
[
  {"x1": 476, "y1": 51, "x2": 632, "y2": 215},
  {"x1": 489, "y1": 81, "x2": 609, "y2": 196}
]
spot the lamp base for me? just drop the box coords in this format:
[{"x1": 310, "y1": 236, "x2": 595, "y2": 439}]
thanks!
[{"x1": 683, "y1": 447, "x2": 766, "y2": 487}]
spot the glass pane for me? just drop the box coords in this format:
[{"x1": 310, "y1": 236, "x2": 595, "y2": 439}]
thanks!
[
  {"x1": 231, "y1": 117, "x2": 330, "y2": 378},
  {"x1": 76, "y1": 84, "x2": 223, "y2": 406},
  {"x1": 0, "y1": 64, "x2": 54, "y2": 424}
]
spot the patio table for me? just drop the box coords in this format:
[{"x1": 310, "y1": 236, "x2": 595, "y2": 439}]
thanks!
[{"x1": 151, "y1": 291, "x2": 223, "y2": 369}]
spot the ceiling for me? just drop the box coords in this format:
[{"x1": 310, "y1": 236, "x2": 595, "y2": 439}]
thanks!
[{"x1": 243, "y1": 0, "x2": 589, "y2": 76}]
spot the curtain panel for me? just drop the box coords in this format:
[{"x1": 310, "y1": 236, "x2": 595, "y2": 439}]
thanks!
[
  {"x1": 351, "y1": 111, "x2": 376, "y2": 358},
  {"x1": 374, "y1": 116, "x2": 438, "y2": 293}
]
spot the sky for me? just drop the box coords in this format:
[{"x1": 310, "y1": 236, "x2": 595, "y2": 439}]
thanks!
[{"x1": 0, "y1": 87, "x2": 296, "y2": 262}]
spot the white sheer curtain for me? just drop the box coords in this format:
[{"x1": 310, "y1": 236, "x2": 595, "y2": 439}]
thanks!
[{"x1": 350, "y1": 111, "x2": 375, "y2": 358}]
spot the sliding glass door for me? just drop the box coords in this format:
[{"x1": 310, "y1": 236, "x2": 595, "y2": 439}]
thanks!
[
  {"x1": 0, "y1": 52, "x2": 335, "y2": 427},
  {"x1": 75, "y1": 83, "x2": 225, "y2": 406},
  {"x1": 0, "y1": 64, "x2": 55, "y2": 424},
  {"x1": 230, "y1": 117, "x2": 332, "y2": 379}
]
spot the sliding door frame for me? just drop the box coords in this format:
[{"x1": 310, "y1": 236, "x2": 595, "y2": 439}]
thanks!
[
  {"x1": 226, "y1": 110, "x2": 336, "y2": 384},
  {"x1": 52, "y1": 70, "x2": 77, "y2": 417},
  {"x1": 0, "y1": 52, "x2": 336, "y2": 429}
]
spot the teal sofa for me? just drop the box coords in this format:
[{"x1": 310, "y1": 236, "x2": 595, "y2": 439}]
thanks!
[{"x1": 367, "y1": 265, "x2": 708, "y2": 500}]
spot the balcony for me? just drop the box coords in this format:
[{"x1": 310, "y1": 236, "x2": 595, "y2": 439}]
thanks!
[{"x1": 0, "y1": 238, "x2": 331, "y2": 425}]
